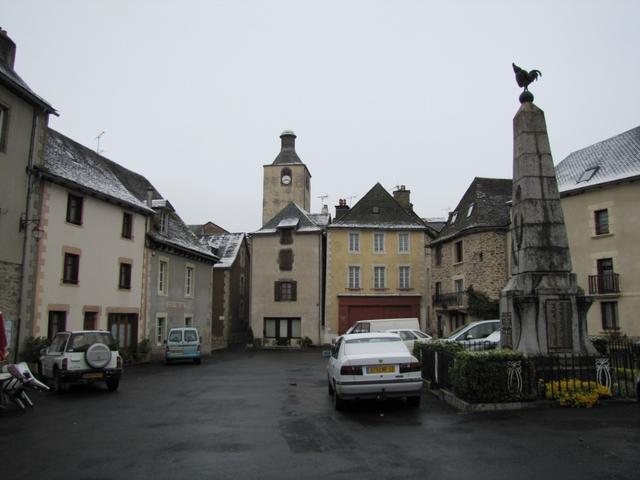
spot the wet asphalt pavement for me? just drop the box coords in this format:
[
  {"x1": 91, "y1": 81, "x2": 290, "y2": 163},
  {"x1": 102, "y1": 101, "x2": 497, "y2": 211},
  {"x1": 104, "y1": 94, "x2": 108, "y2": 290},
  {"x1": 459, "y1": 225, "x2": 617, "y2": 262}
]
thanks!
[{"x1": 1, "y1": 348, "x2": 639, "y2": 480}]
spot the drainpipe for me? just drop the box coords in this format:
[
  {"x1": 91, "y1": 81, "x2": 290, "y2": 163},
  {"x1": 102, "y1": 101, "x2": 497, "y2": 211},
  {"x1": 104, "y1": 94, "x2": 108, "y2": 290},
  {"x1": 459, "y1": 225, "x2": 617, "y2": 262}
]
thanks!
[{"x1": 14, "y1": 109, "x2": 40, "y2": 362}]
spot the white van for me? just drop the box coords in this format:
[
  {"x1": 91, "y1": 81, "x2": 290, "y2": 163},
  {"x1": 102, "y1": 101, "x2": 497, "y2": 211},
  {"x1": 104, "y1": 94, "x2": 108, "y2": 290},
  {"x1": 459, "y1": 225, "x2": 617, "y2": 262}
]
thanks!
[{"x1": 345, "y1": 318, "x2": 420, "y2": 335}]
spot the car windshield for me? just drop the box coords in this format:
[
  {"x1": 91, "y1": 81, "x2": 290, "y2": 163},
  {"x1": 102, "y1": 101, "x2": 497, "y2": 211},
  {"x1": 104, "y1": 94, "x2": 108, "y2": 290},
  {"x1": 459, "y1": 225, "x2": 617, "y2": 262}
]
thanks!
[
  {"x1": 447, "y1": 323, "x2": 472, "y2": 339},
  {"x1": 184, "y1": 330, "x2": 198, "y2": 342},
  {"x1": 168, "y1": 331, "x2": 183, "y2": 342},
  {"x1": 414, "y1": 331, "x2": 430, "y2": 339},
  {"x1": 67, "y1": 332, "x2": 117, "y2": 352},
  {"x1": 346, "y1": 337, "x2": 402, "y2": 344}
]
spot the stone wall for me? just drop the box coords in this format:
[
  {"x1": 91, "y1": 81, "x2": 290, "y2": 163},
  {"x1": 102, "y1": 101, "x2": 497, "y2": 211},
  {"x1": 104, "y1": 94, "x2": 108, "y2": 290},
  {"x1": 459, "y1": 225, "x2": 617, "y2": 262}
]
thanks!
[
  {"x1": 432, "y1": 230, "x2": 508, "y2": 299},
  {"x1": 0, "y1": 261, "x2": 21, "y2": 355}
]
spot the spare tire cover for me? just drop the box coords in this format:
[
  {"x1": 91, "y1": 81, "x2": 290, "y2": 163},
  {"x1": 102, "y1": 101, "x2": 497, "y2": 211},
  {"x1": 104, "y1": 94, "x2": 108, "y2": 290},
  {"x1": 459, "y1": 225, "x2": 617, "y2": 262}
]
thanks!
[{"x1": 86, "y1": 343, "x2": 111, "y2": 369}]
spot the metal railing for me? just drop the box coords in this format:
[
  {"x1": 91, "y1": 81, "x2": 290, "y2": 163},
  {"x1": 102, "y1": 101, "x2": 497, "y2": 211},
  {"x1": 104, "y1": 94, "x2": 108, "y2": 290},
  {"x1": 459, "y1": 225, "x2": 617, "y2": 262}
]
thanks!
[
  {"x1": 588, "y1": 273, "x2": 620, "y2": 294},
  {"x1": 432, "y1": 291, "x2": 468, "y2": 307}
]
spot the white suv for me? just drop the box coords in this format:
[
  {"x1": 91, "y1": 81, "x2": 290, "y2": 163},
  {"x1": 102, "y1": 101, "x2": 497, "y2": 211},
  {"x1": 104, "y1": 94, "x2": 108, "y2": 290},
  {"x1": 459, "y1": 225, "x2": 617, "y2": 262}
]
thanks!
[{"x1": 40, "y1": 331, "x2": 123, "y2": 393}]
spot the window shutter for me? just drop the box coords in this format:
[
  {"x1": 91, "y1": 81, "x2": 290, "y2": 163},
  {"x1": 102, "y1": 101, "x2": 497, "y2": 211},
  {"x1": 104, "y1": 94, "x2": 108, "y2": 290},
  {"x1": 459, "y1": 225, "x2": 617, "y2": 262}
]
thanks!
[
  {"x1": 291, "y1": 281, "x2": 297, "y2": 301},
  {"x1": 279, "y1": 249, "x2": 293, "y2": 271},
  {"x1": 274, "y1": 281, "x2": 281, "y2": 301}
]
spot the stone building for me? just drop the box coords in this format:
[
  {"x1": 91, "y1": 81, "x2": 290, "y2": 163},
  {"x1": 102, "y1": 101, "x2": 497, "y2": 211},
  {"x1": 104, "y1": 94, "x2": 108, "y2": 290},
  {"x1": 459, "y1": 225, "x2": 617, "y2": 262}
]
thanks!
[
  {"x1": 250, "y1": 131, "x2": 329, "y2": 346},
  {"x1": 325, "y1": 184, "x2": 431, "y2": 338},
  {"x1": 556, "y1": 126, "x2": 640, "y2": 337},
  {"x1": 197, "y1": 230, "x2": 251, "y2": 349},
  {"x1": 430, "y1": 177, "x2": 511, "y2": 337},
  {"x1": 0, "y1": 29, "x2": 56, "y2": 359}
]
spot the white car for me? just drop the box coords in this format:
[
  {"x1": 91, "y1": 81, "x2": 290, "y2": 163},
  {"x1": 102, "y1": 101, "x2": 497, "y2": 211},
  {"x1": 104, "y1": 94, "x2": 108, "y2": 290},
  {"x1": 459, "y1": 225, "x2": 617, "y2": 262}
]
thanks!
[
  {"x1": 385, "y1": 329, "x2": 432, "y2": 352},
  {"x1": 327, "y1": 332, "x2": 423, "y2": 410}
]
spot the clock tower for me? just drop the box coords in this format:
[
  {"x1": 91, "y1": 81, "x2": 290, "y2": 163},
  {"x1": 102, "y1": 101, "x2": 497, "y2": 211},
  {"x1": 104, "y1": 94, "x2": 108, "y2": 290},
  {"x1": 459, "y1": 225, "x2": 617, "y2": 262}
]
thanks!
[{"x1": 262, "y1": 130, "x2": 311, "y2": 226}]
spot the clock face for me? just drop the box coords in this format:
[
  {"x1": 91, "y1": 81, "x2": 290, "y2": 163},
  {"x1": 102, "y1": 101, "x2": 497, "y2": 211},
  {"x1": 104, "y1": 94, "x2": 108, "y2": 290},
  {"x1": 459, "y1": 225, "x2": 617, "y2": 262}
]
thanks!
[{"x1": 281, "y1": 175, "x2": 292, "y2": 185}]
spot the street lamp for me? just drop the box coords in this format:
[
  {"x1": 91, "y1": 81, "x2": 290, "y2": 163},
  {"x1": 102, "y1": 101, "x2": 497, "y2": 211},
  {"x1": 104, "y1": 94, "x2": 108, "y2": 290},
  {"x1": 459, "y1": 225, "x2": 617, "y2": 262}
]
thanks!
[{"x1": 19, "y1": 214, "x2": 44, "y2": 240}]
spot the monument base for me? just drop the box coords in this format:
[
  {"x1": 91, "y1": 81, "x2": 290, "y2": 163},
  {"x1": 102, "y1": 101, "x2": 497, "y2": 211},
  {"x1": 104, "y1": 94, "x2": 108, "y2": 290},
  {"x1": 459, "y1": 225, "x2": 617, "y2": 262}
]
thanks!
[{"x1": 500, "y1": 272, "x2": 596, "y2": 355}]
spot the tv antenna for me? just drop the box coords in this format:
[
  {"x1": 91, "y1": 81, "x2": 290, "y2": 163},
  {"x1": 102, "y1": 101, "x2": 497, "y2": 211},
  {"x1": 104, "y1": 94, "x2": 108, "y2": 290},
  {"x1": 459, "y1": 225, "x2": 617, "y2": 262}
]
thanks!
[
  {"x1": 95, "y1": 131, "x2": 106, "y2": 155},
  {"x1": 317, "y1": 194, "x2": 329, "y2": 205},
  {"x1": 347, "y1": 196, "x2": 356, "y2": 206}
]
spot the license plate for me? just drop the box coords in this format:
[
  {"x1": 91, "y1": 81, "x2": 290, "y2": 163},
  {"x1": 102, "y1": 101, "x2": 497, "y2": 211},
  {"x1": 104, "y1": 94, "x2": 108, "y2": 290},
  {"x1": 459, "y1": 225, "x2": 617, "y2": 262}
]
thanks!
[
  {"x1": 367, "y1": 365, "x2": 395, "y2": 374},
  {"x1": 83, "y1": 372, "x2": 104, "y2": 379}
]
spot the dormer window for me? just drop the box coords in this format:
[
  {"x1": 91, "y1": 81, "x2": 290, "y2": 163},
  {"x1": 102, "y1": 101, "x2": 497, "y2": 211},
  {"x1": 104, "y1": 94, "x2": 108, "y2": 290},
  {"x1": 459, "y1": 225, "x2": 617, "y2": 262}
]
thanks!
[
  {"x1": 159, "y1": 211, "x2": 168, "y2": 234},
  {"x1": 467, "y1": 203, "x2": 475, "y2": 217},
  {"x1": 578, "y1": 167, "x2": 599, "y2": 183},
  {"x1": 450, "y1": 211, "x2": 458, "y2": 223}
]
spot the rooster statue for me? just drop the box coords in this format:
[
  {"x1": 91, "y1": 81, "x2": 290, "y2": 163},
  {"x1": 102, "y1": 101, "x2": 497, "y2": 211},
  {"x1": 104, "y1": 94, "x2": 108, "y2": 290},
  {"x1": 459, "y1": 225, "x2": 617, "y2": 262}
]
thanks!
[{"x1": 512, "y1": 63, "x2": 542, "y2": 103}]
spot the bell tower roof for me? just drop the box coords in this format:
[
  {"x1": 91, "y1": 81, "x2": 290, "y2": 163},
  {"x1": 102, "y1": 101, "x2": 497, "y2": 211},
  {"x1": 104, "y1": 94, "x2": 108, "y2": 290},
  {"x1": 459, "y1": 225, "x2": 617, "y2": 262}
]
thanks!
[{"x1": 272, "y1": 130, "x2": 302, "y2": 165}]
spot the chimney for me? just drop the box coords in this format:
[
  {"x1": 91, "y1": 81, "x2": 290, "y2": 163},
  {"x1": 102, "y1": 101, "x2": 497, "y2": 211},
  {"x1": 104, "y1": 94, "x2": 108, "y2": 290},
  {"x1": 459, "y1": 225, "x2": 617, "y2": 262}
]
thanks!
[
  {"x1": 146, "y1": 187, "x2": 154, "y2": 208},
  {"x1": 0, "y1": 28, "x2": 17, "y2": 70},
  {"x1": 321, "y1": 204, "x2": 329, "y2": 215},
  {"x1": 335, "y1": 199, "x2": 350, "y2": 220},
  {"x1": 393, "y1": 185, "x2": 412, "y2": 211}
]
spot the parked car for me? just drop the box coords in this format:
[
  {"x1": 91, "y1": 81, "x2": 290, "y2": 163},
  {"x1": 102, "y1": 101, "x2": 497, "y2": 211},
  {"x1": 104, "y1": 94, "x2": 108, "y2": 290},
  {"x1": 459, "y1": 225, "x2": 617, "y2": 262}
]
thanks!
[
  {"x1": 327, "y1": 332, "x2": 423, "y2": 410},
  {"x1": 164, "y1": 327, "x2": 201, "y2": 364},
  {"x1": 40, "y1": 330, "x2": 122, "y2": 393},
  {"x1": 443, "y1": 320, "x2": 500, "y2": 344},
  {"x1": 345, "y1": 318, "x2": 420, "y2": 335},
  {"x1": 384, "y1": 328, "x2": 432, "y2": 352}
]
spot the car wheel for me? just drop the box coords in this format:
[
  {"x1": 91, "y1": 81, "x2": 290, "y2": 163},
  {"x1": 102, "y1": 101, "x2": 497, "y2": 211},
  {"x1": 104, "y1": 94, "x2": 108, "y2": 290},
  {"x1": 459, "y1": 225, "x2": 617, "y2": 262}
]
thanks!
[
  {"x1": 194, "y1": 358, "x2": 201, "y2": 365},
  {"x1": 53, "y1": 370, "x2": 67, "y2": 394},
  {"x1": 165, "y1": 358, "x2": 171, "y2": 365},
  {"x1": 85, "y1": 343, "x2": 111, "y2": 369},
  {"x1": 407, "y1": 395, "x2": 421, "y2": 408},
  {"x1": 106, "y1": 379, "x2": 119, "y2": 392}
]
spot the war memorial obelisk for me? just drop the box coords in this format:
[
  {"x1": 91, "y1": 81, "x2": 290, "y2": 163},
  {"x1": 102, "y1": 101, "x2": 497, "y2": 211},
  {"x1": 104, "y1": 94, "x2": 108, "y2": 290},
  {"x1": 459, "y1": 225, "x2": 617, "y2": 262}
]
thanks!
[{"x1": 500, "y1": 64, "x2": 596, "y2": 355}]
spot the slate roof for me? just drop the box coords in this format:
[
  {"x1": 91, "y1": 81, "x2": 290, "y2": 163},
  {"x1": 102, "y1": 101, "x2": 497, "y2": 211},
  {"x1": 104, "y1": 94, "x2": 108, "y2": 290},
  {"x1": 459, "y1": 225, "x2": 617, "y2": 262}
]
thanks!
[
  {"x1": 329, "y1": 183, "x2": 426, "y2": 230},
  {"x1": 198, "y1": 233, "x2": 246, "y2": 269},
  {"x1": 422, "y1": 218, "x2": 447, "y2": 233},
  {"x1": 40, "y1": 129, "x2": 153, "y2": 214},
  {"x1": 40, "y1": 128, "x2": 216, "y2": 262},
  {"x1": 556, "y1": 126, "x2": 640, "y2": 194},
  {"x1": 189, "y1": 222, "x2": 228, "y2": 236},
  {"x1": 257, "y1": 202, "x2": 326, "y2": 234},
  {"x1": 0, "y1": 61, "x2": 56, "y2": 114},
  {"x1": 432, "y1": 177, "x2": 512, "y2": 244}
]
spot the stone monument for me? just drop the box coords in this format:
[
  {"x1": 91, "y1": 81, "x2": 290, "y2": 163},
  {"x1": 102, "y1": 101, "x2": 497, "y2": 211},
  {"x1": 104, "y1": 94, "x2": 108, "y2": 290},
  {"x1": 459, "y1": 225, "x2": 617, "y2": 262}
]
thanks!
[{"x1": 500, "y1": 64, "x2": 595, "y2": 355}]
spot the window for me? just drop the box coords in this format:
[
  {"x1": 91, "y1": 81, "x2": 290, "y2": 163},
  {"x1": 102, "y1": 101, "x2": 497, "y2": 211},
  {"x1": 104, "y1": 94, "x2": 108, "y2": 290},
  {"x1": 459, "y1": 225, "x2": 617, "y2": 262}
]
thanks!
[
  {"x1": 185, "y1": 316, "x2": 193, "y2": 327},
  {"x1": 158, "y1": 260, "x2": 168, "y2": 295},
  {"x1": 578, "y1": 167, "x2": 599, "y2": 183},
  {"x1": 278, "y1": 249, "x2": 293, "y2": 271},
  {"x1": 119, "y1": 263, "x2": 132, "y2": 290},
  {"x1": 274, "y1": 281, "x2": 297, "y2": 301},
  {"x1": 373, "y1": 233, "x2": 385, "y2": 253},
  {"x1": 594, "y1": 209, "x2": 609, "y2": 235},
  {"x1": 240, "y1": 274, "x2": 246, "y2": 297},
  {"x1": 0, "y1": 104, "x2": 8, "y2": 152},
  {"x1": 601, "y1": 302, "x2": 619, "y2": 330},
  {"x1": 156, "y1": 316, "x2": 165, "y2": 345},
  {"x1": 373, "y1": 266, "x2": 386, "y2": 289},
  {"x1": 398, "y1": 232, "x2": 410, "y2": 253},
  {"x1": 263, "y1": 318, "x2": 301, "y2": 342},
  {"x1": 434, "y1": 245, "x2": 442, "y2": 266},
  {"x1": 450, "y1": 211, "x2": 458, "y2": 223},
  {"x1": 48, "y1": 311, "x2": 67, "y2": 339},
  {"x1": 83, "y1": 311, "x2": 97, "y2": 330},
  {"x1": 348, "y1": 266, "x2": 361, "y2": 289},
  {"x1": 122, "y1": 212, "x2": 133, "y2": 239},
  {"x1": 454, "y1": 279, "x2": 464, "y2": 304},
  {"x1": 434, "y1": 282, "x2": 442, "y2": 299},
  {"x1": 185, "y1": 266, "x2": 194, "y2": 296},
  {"x1": 159, "y1": 211, "x2": 168, "y2": 234},
  {"x1": 454, "y1": 240, "x2": 463, "y2": 263},
  {"x1": 66, "y1": 194, "x2": 83, "y2": 225},
  {"x1": 63, "y1": 253, "x2": 79, "y2": 284},
  {"x1": 108, "y1": 313, "x2": 138, "y2": 349},
  {"x1": 399, "y1": 266, "x2": 411, "y2": 289},
  {"x1": 348, "y1": 232, "x2": 360, "y2": 253},
  {"x1": 467, "y1": 203, "x2": 475, "y2": 217},
  {"x1": 280, "y1": 229, "x2": 293, "y2": 245}
]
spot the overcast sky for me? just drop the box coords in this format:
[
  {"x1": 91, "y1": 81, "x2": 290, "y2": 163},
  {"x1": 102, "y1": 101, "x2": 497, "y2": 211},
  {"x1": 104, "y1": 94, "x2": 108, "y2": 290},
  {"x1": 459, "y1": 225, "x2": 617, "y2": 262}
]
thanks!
[{"x1": 3, "y1": 1, "x2": 639, "y2": 232}]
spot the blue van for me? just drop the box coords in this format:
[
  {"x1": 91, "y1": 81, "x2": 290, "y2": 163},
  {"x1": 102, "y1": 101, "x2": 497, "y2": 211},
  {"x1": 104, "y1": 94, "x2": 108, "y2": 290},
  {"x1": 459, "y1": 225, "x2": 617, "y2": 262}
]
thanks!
[{"x1": 164, "y1": 327, "x2": 201, "y2": 365}]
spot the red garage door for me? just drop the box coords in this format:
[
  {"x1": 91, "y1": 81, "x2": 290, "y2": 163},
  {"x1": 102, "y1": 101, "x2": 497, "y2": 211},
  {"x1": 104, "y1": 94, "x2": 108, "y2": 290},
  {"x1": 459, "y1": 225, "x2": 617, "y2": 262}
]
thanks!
[{"x1": 338, "y1": 296, "x2": 421, "y2": 334}]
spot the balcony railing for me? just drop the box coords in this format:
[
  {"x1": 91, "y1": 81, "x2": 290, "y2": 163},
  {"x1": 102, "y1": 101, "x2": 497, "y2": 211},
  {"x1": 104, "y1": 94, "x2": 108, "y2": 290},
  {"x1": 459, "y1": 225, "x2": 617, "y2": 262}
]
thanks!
[
  {"x1": 433, "y1": 291, "x2": 468, "y2": 308},
  {"x1": 588, "y1": 273, "x2": 620, "y2": 295}
]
